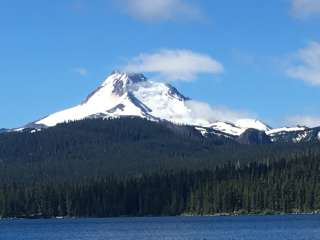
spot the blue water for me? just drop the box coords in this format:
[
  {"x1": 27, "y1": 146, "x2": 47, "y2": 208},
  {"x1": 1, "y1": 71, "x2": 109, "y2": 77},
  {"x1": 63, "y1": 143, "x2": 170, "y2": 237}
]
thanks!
[{"x1": 0, "y1": 215, "x2": 319, "y2": 240}]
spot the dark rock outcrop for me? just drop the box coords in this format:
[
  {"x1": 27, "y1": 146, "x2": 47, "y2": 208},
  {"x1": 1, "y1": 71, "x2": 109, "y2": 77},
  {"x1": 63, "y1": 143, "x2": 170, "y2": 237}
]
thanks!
[{"x1": 238, "y1": 128, "x2": 271, "y2": 144}]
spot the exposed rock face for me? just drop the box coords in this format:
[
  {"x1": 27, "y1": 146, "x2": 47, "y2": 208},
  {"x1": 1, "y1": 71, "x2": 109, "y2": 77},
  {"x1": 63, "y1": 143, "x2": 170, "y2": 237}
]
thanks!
[{"x1": 237, "y1": 129, "x2": 271, "y2": 145}]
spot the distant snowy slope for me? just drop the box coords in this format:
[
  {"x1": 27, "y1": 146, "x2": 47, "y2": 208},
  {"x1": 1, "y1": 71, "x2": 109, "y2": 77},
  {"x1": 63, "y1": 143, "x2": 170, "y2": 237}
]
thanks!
[
  {"x1": 235, "y1": 119, "x2": 271, "y2": 132},
  {"x1": 266, "y1": 127, "x2": 307, "y2": 136}
]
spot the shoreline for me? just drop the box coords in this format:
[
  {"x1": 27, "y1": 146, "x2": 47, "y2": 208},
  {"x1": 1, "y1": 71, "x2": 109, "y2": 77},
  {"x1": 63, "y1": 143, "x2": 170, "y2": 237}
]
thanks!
[{"x1": 1, "y1": 211, "x2": 320, "y2": 220}]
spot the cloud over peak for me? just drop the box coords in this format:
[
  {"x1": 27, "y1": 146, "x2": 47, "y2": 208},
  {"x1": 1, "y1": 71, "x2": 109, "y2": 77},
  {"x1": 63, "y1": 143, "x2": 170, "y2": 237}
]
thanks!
[
  {"x1": 286, "y1": 41, "x2": 320, "y2": 86},
  {"x1": 185, "y1": 100, "x2": 253, "y2": 124},
  {"x1": 123, "y1": 49, "x2": 224, "y2": 82},
  {"x1": 119, "y1": 0, "x2": 203, "y2": 22}
]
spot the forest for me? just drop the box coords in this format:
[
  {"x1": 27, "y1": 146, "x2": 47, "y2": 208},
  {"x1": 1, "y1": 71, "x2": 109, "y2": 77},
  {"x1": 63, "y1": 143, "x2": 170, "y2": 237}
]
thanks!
[{"x1": 0, "y1": 118, "x2": 319, "y2": 217}]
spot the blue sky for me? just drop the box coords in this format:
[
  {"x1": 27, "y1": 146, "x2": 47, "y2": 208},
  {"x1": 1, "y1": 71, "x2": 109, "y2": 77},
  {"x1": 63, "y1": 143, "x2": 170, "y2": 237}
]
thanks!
[{"x1": 1, "y1": 0, "x2": 320, "y2": 128}]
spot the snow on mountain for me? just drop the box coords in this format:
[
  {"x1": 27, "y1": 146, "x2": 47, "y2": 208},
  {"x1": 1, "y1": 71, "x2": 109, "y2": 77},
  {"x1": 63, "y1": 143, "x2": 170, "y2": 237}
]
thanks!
[
  {"x1": 265, "y1": 126, "x2": 320, "y2": 143},
  {"x1": 235, "y1": 119, "x2": 271, "y2": 132},
  {"x1": 207, "y1": 122, "x2": 244, "y2": 136},
  {"x1": 266, "y1": 126, "x2": 307, "y2": 136},
  {"x1": 35, "y1": 71, "x2": 211, "y2": 128},
  {"x1": 205, "y1": 120, "x2": 271, "y2": 137},
  {"x1": 22, "y1": 71, "x2": 304, "y2": 139},
  {"x1": 36, "y1": 72, "x2": 148, "y2": 127}
]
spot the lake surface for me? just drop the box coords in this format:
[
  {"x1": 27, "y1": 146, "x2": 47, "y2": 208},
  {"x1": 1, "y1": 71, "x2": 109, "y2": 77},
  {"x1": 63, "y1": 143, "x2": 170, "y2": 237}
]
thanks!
[{"x1": 1, "y1": 215, "x2": 319, "y2": 240}]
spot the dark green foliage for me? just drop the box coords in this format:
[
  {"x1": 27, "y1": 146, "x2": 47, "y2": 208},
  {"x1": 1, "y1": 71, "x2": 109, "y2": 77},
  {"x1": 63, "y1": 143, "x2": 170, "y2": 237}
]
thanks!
[
  {"x1": 0, "y1": 118, "x2": 236, "y2": 183},
  {"x1": 1, "y1": 156, "x2": 319, "y2": 218},
  {"x1": 0, "y1": 118, "x2": 320, "y2": 217}
]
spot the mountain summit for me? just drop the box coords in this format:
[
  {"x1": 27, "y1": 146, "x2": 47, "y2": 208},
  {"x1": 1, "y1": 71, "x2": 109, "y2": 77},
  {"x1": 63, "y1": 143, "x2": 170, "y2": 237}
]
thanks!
[
  {"x1": 22, "y1": 71, "x2": 313, "y2": 140},
  {"x1": 34, "y1": 71, "x2": 203, "y2": 127}
]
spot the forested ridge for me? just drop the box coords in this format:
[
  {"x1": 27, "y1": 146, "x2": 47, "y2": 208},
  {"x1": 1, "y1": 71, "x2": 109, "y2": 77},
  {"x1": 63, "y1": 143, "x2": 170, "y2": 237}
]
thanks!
[{"x1": 0, "y1": 118, "x2": 319, "y2": 217}]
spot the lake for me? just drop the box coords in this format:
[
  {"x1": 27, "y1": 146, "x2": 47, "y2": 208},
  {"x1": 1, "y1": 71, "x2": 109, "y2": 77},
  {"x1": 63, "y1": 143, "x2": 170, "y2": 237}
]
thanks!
[{"x1": 0, "y1": 215, "x2": 319, "y2": 240}]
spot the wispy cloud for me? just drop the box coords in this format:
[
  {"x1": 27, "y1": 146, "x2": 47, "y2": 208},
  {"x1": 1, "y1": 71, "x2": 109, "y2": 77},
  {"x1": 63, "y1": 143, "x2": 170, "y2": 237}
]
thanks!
[
  {"x1": 185, "y1": 100, "x2": 253, "y2": 123},
  {"x1": 286, "y1": 41, "x2": 320, "y2": 86},
  {"x1": 118, "y1": 0, "x2": 203, "y2": 22},
  {"x1": 72, "y1": 67, "x2": 88, "y2": 76},
  {"x1": 284, "y1": 115, "x2": 320, "y2": 127},
  {"x1": 123, "y1": 49, "x2": 224, "y2": 82},
  {"x1": 291, "y1": 0, "x2": 320, "y2": 18}
]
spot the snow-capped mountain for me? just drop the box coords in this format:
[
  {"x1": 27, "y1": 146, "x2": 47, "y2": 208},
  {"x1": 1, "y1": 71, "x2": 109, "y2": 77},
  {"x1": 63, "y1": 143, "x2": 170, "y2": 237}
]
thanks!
[
  {"x1": 33, "y1": 71, "x2": 206, "y2": 127},
  {"x1": 207, "y1": 119, "x2": 271, "y2": 137},
  {"x1": 16, "y1": 71, "x2": 320, "y2": 143},
  {"x1": 25, "y1": 71, "x2": 268, "y2": 135}
]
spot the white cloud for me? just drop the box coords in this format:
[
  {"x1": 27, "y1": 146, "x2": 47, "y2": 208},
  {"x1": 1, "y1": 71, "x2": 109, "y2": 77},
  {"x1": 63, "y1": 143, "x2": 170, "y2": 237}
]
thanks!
[
  {"x1": 119, "y1": 0, "x2": 202, "y2": 22},
  {"x1": 186, "y1": 100, "x2": 252, "y2": 123},
  {"x1": 284, "y1": 115, "x2": 320, "y2": 127},
  {"x1": 286, "y1": 41, "x2": 320, "y2": 85},
  {"x1": 291, "y1": 0, "x2": 320, "y2": 18},
  {"x1": 124, "y1": 49, "x2": 224, "y2": 81},
  {"x1": 73, "y1": 67, "x2": 88, "y2": 76}
]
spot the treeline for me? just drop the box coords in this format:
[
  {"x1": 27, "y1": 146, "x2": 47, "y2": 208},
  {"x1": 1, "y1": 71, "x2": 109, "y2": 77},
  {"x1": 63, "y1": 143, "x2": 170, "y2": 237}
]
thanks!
[
  {"x1": 0, "y1": 118, "x2": 232, "y2": 184},
  {"x1": 1, "y1": 118, "x2": 320, "y2": 217},
  {"x1": 1, "y1": 153, "x2": 320, "y2": 218},
  {"x1": 0, "y1": 118, "x2": 318, "y2": 184}
]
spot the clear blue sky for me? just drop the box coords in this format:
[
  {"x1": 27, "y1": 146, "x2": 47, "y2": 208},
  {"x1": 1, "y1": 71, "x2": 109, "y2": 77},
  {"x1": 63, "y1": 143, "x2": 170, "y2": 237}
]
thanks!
[{"x1": 1, "y1": 0, "x2": 320, "y2": 128}]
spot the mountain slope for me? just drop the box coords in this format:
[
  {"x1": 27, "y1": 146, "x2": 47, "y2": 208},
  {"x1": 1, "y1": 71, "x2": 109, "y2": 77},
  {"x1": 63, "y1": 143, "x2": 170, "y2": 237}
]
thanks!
[
  {"x1": 0, "y1": 129, "x2": 8, "y2": 134},
  {"x1": 2, "y1": 118, "x2": 320, "y2": 218},
  {"x1": 2, "y1": 117, "x2": 318, "y2": 183},
  {"x1": 33, "y1": 71, "x2": 213, "y2": 127},
  {"x1": 4, "y1": 71, "x2": 317, "y2": 144},
  {"x1": 24, "y1": 71, "x2": 273, "y2": 137}
]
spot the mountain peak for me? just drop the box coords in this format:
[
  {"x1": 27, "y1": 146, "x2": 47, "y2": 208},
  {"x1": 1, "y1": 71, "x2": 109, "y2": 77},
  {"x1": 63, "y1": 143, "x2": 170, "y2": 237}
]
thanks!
[
  {"x1": 102, "y1": 71, "x2": 147, "y2": 87},
  {"x1": 235, "y1": 119, "x2": 271, "y2": 132},
  {"x1": 23, "y1": 71, "x2": 280, "y2": 138},
  {"x1": 33, "y1": 71, "x2": 191, "y2": 127}
]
